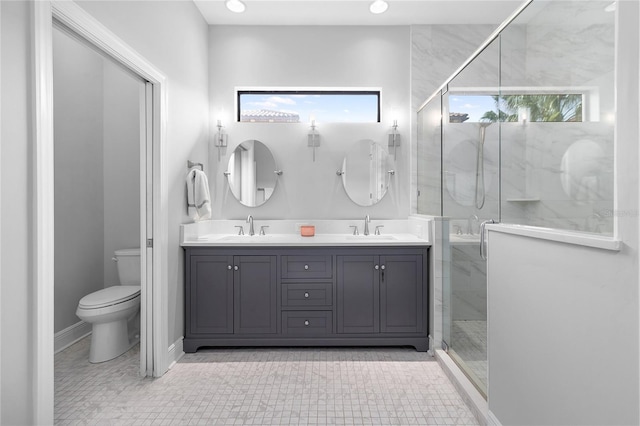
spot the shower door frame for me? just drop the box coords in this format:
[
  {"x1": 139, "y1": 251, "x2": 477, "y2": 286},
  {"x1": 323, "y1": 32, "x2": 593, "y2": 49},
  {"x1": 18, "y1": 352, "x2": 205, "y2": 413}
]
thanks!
[{"x1": 33, "y1": 1, "x2": 170, "y2": 423}]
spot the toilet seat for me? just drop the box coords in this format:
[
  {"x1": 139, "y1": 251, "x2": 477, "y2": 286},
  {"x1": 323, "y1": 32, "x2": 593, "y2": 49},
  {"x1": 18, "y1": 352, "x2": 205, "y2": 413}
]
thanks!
[{"x1": 78, "y1": 285, "x2": 141, "y2": 310}]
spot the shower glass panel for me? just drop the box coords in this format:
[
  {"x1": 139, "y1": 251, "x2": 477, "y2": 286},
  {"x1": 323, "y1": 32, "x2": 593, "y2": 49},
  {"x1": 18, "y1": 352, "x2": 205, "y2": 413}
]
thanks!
[
  {"x1": 417, "y1": 95, "x2": 442, "y2": 216},
  {"x1": 442, "y1": 39, "x2": 501, "y2": 397},
  {"x1": 499, "y1": 0, "x2": 615, "y2": 234},
  {"x1": 416, "y1": 0, "x2": 616, "y2": 400}
]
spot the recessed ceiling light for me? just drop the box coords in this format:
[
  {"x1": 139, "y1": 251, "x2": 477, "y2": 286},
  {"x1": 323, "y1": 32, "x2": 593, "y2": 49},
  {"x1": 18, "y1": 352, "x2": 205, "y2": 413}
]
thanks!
[
  {"x1": 369, "y1": 0, "x2": 389, "y2": 14},
  {"x1": 226, "y1": 0, "x2": 246, "y2": 13}
]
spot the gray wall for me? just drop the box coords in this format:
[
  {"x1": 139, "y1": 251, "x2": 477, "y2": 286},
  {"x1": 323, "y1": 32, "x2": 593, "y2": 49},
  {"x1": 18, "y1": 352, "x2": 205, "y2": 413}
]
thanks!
[
  {"x1": 53, "y1": 26, "x2": 142, "y2": 334},
  {"x1": 208, "y1": 25, "x2": 411, "y2": 220},
  {"x1": 53, "y1": 28, "x2": 106, "y2": 333}
]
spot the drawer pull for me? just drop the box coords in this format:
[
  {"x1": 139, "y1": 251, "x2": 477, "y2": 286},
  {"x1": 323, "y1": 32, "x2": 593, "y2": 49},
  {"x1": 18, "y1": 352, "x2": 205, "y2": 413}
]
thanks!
[
  {"x1": 304, "y1": 292, "x2": 310, "y2": 298},
  {"x1": 375, "y1": 265, "x2": 379, "y2": 270},
  {"x1": 304, "y1": 264, "x2": 309, "y2": 270},
  {"x1": 227, "y1": 265, "x2": 232, "y2": 270},
  {"x1": 234, "y1": 265, "x2": 239, "y2": 271},
  {"x1": 304, "y1": 320, "x2": 310, "y2": 326},
  {"x1": 381, "y1": 265, "x2": 385, "y2": 270}
]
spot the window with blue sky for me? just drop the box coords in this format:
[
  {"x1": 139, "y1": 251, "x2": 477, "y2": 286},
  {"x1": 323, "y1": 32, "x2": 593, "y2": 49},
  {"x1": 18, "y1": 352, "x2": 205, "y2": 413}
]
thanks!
[{"x1": 238, "y1": 90, "x2": 380, "y2": 123}]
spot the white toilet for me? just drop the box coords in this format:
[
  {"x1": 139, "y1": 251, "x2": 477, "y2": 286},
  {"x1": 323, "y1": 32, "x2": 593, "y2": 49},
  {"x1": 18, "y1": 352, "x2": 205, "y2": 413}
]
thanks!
[{"x1": 76, "y1": 248, "x2": 141, "y2": 363}]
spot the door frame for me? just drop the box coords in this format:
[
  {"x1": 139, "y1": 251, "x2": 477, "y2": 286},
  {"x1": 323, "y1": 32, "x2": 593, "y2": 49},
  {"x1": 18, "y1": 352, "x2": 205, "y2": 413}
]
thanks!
[{"x1": 33, "y1": 1, "x2": 169, "y2": 423}]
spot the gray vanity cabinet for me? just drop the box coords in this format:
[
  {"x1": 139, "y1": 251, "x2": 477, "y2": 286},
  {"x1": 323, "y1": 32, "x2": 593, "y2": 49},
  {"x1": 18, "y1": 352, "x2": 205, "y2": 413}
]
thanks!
[
  {"x1": 233, "y1": 255, "x2": 278, "y2": 334},
  {"x1": 336, "y1": 256, "x2": 380, "y2": 334},
  {"x1": 187, "y1": 255, "x2": 234, "y2": 335},
  {"x1": 336, "y1": 253, "x2": 424, "y2": 334},
  {"x1": 184, "y1": 246, "x2": 428, "y2": 353}
]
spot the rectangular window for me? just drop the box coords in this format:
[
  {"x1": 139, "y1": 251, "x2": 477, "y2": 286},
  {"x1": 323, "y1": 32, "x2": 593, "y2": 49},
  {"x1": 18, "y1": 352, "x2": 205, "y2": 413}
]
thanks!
[
  {"x1": 237, "y1": 90, "x2": 380, "y2": 123},
  {"x1": 448, "y1": 92, "x2": 585, "y2": 123}
]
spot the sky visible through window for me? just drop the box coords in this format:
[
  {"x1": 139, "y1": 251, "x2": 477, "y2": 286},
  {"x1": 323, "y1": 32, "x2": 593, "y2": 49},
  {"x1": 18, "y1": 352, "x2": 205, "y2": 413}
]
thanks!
[
  {"x1": 239, "y1": 92, "x2": 379, "y2": 123},
  {"x1": 449, "y1": 95, "x2": 497, "y2": 122}
]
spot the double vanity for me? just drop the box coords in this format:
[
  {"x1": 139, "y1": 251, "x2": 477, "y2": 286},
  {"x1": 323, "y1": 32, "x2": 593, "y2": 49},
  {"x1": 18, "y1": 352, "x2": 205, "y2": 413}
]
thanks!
[{"x1": 181, "y1": 219, "x2": 431, "y2": 352}]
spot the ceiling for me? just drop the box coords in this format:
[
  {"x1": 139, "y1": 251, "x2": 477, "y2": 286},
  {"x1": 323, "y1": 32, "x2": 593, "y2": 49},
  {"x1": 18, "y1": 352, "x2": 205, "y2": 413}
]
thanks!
[{"x1": 193, "y1": 0, "x2": 525, "y2": 26}]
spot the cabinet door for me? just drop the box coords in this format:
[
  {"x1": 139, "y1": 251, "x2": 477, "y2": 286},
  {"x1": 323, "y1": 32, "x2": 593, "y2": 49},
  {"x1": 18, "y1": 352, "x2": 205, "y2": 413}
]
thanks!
[
  {"x1": 336, "y1": 255, "x2": 379, "y2": 334},
  {"x1": 188, "y1": 255, "x2": 234, "y2": 334},
  {"x1": 234, "y1": 255, "x2": 277, "y2": 334},
  {"x1": 380, "y1": 254, "x2": 423, "y2": 333}
]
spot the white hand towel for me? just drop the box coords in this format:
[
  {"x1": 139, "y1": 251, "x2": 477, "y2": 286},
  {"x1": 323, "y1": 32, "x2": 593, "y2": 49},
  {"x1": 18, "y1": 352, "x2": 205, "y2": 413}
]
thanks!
[{"x1": 186, "y1": 168, "x2": 212, "y2": 222}]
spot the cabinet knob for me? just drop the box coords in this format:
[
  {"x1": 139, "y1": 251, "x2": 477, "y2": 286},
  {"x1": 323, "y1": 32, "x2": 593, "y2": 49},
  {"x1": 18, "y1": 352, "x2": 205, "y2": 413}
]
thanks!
[
  {"x1": 304, "y1": 320, "x2": 310, "y2": 326},
  {"x1": 381, "y1": 265, "x2": 385, "y2": 270},
  {"x1": 375, "y1": 265, "x2": 379, "y2": 270},
  {"x1": 304, "y1": 292, "x2": 310, "y2": 298},
  {"x1": 304, "y1": 264, "x2": 309, "y2": 270},
  {"x1": 234, "y1": 265, "x2": 239, "y2": 271},
  {"x1": 227, "y1": 265, "x2": 232, "y2": 270}
]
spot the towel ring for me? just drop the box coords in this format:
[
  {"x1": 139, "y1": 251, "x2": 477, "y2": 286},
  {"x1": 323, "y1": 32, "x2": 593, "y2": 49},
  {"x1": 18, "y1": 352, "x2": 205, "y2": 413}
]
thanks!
[{"x1": 188, "y1": 160, "x2": 203, "y2": 171}]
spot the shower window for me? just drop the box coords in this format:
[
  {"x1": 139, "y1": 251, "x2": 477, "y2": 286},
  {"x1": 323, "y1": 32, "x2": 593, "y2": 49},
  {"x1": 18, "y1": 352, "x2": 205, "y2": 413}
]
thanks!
[
  {"x1": 237, "y1": 89, "x2": 380, "y2": 123},
  {"x1": 449, "y1": 91, "x2": 592, "y2": 124}
]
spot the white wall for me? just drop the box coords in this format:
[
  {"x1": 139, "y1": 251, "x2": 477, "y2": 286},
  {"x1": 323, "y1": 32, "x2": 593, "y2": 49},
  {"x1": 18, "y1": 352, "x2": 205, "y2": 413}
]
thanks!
[
  {"x1": 208, "y1": 26, "x2": 411, "y2": 221},
  {"x1": 1, "y1": 1, "x2": 34, "y2": 423},
  {"x1": 0, "y1": 1, "x2": 209, "y2": 423}
]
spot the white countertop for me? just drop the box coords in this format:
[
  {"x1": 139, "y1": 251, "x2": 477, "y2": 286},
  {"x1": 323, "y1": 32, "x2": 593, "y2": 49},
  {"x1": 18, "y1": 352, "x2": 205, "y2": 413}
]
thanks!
[
  {"x1": 182, "y1": 233, "x2": 430, "y2": 247},
  {"x1": 180, "y1": 218, "x2": 432, "y2": 247}
]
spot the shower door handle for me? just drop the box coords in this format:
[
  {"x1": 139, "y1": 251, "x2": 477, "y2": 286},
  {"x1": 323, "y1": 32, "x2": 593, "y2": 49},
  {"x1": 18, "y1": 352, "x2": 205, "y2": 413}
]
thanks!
[{"x1": 480, "y1": 219, "x2": 497, "y2": 260}]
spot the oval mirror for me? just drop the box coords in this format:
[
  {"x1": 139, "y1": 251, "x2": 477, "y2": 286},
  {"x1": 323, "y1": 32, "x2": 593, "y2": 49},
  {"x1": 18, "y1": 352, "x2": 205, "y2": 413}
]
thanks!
[
  {"x1": 341, "y1": 139, "x2": 393, "y2": 206},
  {"x1": 227, "y1": 140, "x2": 278, "y2": 207},
  {"x1": 560, "y1": 139, "x2": 604, "y2": 203}
]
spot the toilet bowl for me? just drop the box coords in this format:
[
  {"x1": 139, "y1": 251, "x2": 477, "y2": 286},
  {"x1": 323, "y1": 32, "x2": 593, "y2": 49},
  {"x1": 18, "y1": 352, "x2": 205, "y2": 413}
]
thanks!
[{"x1": 76, "y1": 248, "x2": 141, "y2": 363}]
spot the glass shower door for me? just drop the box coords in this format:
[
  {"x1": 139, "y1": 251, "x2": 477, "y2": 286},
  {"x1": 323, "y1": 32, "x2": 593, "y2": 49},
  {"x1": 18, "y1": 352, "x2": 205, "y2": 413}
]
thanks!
[{"x1": 440, "y1": 38, "x2": 501, "y2": 397}]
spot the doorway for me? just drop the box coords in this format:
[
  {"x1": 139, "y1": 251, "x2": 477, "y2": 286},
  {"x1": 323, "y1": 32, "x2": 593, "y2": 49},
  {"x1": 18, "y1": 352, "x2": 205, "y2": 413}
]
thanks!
[
  {"x1": 52, "y1": 22, "x2": 144, "y2": 360},
  {"x1": 34, "y1": 1, "x2": 169, "y2": 422}
]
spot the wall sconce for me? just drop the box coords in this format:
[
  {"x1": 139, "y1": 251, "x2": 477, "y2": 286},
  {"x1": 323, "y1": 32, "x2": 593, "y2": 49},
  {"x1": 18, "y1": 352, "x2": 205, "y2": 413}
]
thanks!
[
  {"x1": 213, "y1": 119, "x2": 228, "y2": 161},
  {"x1": 388, "y1": 119, "x2": 401, "y2": 160},
  {"x1": 308, "y1": 119, "x2": 320, "y2": 162}
]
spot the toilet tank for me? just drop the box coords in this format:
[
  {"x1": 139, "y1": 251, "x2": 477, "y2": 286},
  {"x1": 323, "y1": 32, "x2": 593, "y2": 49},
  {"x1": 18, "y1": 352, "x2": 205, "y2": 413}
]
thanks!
[{"x1": 114, "y1": 248, "x2": 141, "y2": 285}]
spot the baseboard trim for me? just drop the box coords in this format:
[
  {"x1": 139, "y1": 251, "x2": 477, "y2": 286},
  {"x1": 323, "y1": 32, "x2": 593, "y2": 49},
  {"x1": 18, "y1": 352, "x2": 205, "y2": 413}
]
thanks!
[
  {"x1": 54, "y1": 321, "x2": 92, "y2": 354},
  {"x1": 167, "y1": 336, "x2": 184, "y2": 370},
  {"x1": 435, "y1": 349, "x2": 488, "y2": 426}
]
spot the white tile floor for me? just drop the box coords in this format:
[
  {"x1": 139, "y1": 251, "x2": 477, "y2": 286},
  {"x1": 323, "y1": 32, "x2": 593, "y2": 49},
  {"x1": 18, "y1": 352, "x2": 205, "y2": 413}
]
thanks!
[{"x1": 55, "y1": 337, "x2": 479, "y2": 425}]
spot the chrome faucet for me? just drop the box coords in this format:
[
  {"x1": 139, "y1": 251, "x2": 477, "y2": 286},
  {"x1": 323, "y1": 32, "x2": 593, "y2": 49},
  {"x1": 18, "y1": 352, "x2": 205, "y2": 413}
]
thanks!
[
  {"x1": 247, "y1": 215, "x2": 255, "y2": 236},
  {"x1": 467, "y1": 214, "x2": 479, "y2": 235},
  {"x1": 364, "y1": 215, "x2": 371, "y2": 236}
]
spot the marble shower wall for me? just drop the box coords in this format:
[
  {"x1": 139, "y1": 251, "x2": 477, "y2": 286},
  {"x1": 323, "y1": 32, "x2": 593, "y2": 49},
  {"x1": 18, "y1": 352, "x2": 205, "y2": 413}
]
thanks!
[{"x1": 414, "y1": 1, "x2": 615, "y2": 235}]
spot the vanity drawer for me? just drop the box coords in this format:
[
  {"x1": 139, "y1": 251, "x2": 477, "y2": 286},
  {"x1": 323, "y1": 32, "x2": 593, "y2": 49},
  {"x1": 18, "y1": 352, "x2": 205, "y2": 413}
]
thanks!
[
  {"x1": 281, "y1": 255, "x2": 332, "y2": 279},
  {"x1": 282, "y1": 283, "x2": 333, "y2": 307},
  {"x1": 281, "y1": 311, "x2": 333, "y2": 336}
]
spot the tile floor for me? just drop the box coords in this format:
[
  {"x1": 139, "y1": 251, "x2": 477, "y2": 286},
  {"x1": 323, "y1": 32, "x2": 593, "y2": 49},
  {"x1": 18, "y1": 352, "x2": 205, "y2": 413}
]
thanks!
[{"x1": 55, "y1": 337, "x2": 479, "y2": 425}]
